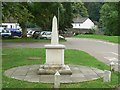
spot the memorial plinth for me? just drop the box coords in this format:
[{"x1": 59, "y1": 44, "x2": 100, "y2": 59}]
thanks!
[{"x1": 37, "y1": 16, "x2": 72, "y2": 75}]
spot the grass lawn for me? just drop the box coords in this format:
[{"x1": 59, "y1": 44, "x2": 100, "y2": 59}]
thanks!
[
  {"x1": 1, "y1": 38, "x2": 50, "y2": 42},
  {"x1": 1, "y1": 37, "x2": 66, "y2": 43},
  {"x1": 75, "y1": 34, "x2": 119, "y2": 44},
  {"x1": 2, "y1": 48, "x2": 119, "y2": 88}
]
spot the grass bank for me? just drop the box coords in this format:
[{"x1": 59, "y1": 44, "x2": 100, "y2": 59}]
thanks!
[
  {"x1": 2, "y1": 48, "x2": 119, "y2": 88},
  {"x1": 75, "y1": 34, "x2": 119, "y2": 43}
]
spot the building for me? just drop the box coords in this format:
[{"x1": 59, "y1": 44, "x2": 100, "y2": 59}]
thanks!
[
  {"x1": 1, "y1": 23, "x2": 22, "y2": 31},
  {"x1": 72, "y1": 17, "x2": 95, "y2": 34},
  {"x1": 0, "y1": 23, "x2": 22, "y2": 37}
]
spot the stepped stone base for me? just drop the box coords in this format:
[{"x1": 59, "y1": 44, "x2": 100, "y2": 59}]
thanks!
[{"x1": 37, "y1": 64, "x2": 72, "y2": 75}]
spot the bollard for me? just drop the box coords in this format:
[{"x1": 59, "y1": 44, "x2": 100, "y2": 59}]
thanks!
[
  {"x1": 103, "y1": 70, "x2": 111, "y2": 82},
  {"x1": 110, "y1": 62, "x2": 115, "y2": 71},
  {"x1": 54, "y1": 71, "x2": 60, "y2": 88}
]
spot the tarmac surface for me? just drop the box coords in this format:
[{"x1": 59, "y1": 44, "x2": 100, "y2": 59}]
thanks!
[{"x1": 2, "y1": 38, "x2": 119, "y2": 71}]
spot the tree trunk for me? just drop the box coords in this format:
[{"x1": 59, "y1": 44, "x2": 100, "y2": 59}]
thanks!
[
  {"x1": 22, "y1": 27, "x2": 27, "y2": 38},
  {"x1": 19, "y1": 22, "x2": 27, "y2": 38}
]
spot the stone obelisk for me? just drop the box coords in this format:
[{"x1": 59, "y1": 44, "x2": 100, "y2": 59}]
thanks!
[{"x1": 38, "y1": 16, "x2": 72, "y2": 75}]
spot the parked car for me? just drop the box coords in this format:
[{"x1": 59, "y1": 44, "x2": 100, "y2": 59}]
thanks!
[
  {"x1": 0, "y1": 29, "x2": 11, "y2": 38},
  {"x1": 27, "y1": 30, "x2": 34, "y2": 38},
  {"x1": 8, "y1": 28, "x2": 22, "y2": 37},
  {"x1": 39, "y1": 31, "x2": 65, "y2": 39},
  {"x1": 32, "y1": 31, "x2": 41, "y2": 39},
  {"x1": 39, "y1": 31, "x2": 52, "y2": 39},
  {"x1": 27, "y1": 30, "x2": 40, "y2": 39}
]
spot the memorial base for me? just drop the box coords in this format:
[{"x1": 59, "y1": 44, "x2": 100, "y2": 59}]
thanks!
[{"x1": 37, "y1": 64, "x2": 72, "y2": 75}]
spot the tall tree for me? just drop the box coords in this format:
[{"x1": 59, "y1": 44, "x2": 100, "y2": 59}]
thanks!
[
  {"x1": 72, "y1": 2, "x2": 88, "y2": 17},
  {"x1": 100, "y1": 2, "x2": 118, "y2": 36},
  {"x1": 84, "y1": 2, "x2": 103, "y2": 21}
]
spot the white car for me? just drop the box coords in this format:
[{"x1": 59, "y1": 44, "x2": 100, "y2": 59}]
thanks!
[
  {"x1": 39, "y1": 31, "x2": 65, "y2": 39},
  {"x1": 27, "y1": 30, "x2": 40, "y2": 38},
  {"x1": 27, "y1": 30, "x2": 35, "y2": 38},
  {"x1": 0, "y1": 29, "x2": 11, "y2": 37},
  {"x1": 39, "y1": 31, "x2": 52, "y2": 39}
]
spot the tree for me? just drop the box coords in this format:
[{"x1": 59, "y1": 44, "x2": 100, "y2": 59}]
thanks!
[
  {"x1": 29, "y1": 2, "x2": 88, "y2": 31},
  {"x1": 99, "y1": 2, "x2": 118, "y2": 36},
  {"x1": 3, "y1": 2, "x2": 88, "y2": 35},
  {"x1": 84, "y1": 2, "x2": 103, "y2": 21},
  {"x1": 72, "y1": 2, "x2": 88, "y2": 17},
  {"x1": 29, "y1": 2, "x2": 66, "y2": 30},
  {"x1": 2, "y1": 2, "x2": 33, "y2": 38}
]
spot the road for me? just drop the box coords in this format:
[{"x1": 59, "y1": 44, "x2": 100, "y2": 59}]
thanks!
[{"x1": 2, "y1": 38, "x2": 119, "y2": 71}]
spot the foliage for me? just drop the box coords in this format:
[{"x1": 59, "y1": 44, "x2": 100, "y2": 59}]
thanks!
[
  {"x1": 84, "y1": 2, "x2": 103, "y2": 21},
  {"x1": 89, "y1": 28, "x2": 96, "y2": 34},
  {"x1": 2, "y1": 2, "x2": 88, "y2": 36},
  {"x1": 72, "y1": 2, "x2": 88, "y2": 17},
  {"x1": 99, "y1": 3, "x2": 119, "y2": 36},
  {"x1": 29, "y1": 2, "x2": 88, "y2": 31},
  {"x1": 75, "y1": 34, "x2": 119, "y2": 43},
  {"x1": 2, "y1": 2, "x2": 33, "y2": 38}
]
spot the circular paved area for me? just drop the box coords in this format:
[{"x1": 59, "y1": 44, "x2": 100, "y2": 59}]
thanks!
[{"x1": 4, "y1": 64, "x2": 104, "y2": 83}]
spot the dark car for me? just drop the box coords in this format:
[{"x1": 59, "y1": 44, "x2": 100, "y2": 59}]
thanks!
[{"x1": 8, "y1": 28, "x2": 22, "y2": 37}]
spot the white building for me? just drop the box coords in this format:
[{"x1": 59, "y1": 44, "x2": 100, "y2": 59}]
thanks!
[
  {"x1": 1, "y1": 23, "x2": 22, "y2": 31},
  {"x1": 72, "y1": 17, "x2": 95, "y2": 34}
]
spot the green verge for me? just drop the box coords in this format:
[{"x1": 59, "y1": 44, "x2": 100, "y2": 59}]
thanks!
[
  {"x1": 1, "y1": 38, "x2": 66, "y2": 43},
  {"x1": 2, "y1": 48, "x2": 119, "y2": 88},
  {"x1": 75, "y1": 34, "x2": 119, "y2": 44},
  {"x1": 2, "y1": 38, "x2": 50, "y2": 42}
]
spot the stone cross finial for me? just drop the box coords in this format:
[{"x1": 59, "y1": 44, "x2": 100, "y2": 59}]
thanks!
[{"x1": 51, "y1": 16, "x2": 59, "y2": 45}]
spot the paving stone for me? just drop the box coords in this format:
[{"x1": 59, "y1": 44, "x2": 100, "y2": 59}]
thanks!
[
  {"x1": 4, "y1": 64, "x2": 104, "y2": 83},
  {"x1": 12, "y1": 69, "x2": 28, "y2": 76},
  {"x1": 84, "y1": 75, "x2": 100, "y2": 80},
  {"x1": 11, "y1": 75, "x2": 25, "y2": 80},
  {"x1": 24, "y1": 75, "x2": 40, "y2": 82},
  {"x1": 91, "y1": 68, "x2": 104, "y2": 77},
  {"x1": 60, "y1": 75, "x2": 73, "y2": 83},
  {"x1": 4, "y1": 68, "x2": 16, "y2": 77},
  {"x1": 71, "y1": 73, "x2": 85, "y2": 77},
  {"x1": 39, "y1": 75, "x2": 54, "y2": 83},
  {"x1": 27, "y1": 69, "x2": 38, "y2": 75},
  {"x1": 71, "y1": 76, "x2": 87, "y2": 82}
]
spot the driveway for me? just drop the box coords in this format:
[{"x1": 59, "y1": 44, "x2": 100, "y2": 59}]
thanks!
[{"x1": 2, "y1": 38, "x2": 119, "y2": 71}]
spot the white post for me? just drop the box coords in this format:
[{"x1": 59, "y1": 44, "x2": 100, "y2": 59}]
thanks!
[
  {"x1": 54, "y1": 71, "x2": 60, "y2": 88},
  {"x1": 110, "y1": 62, "x2": 115, "y2": 71},
  {"x1": 103, "y1": 70, "x2": 111, "y2": 82}
]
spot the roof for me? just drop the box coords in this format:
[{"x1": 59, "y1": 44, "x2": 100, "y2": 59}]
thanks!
[{"x1": 72, "y1": 17, "x2": 88, "y2": 23}]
